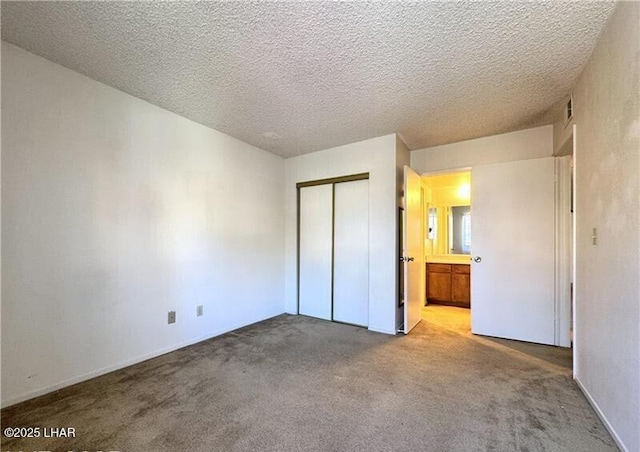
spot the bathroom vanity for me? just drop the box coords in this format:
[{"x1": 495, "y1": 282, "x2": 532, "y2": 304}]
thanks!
[{"x1": 426, "y1": 261, "x2": 471, "y2": 308}]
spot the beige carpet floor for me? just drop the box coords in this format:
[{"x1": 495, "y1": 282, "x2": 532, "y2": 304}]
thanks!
[{"x1": 1, "y1": 306, "x2": 617, "y2": 451}]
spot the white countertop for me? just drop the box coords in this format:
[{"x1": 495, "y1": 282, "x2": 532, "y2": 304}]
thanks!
[{"x1": 425, "y1": 254, "x2": 472, "y2": 264}]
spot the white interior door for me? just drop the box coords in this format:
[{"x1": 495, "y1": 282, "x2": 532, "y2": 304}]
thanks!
[
  {"x1": 403, "y1": 166, "x2": 424, "y2": 334},
  {"x1": 299, "y1": 184, "x2": 333, "y2": 320},
  {"x1": 333, "y1": 179, "x2": 369, "y2": 326},
  {"x1": 471, "y1": 157, "x2": 556, "y2": 345}
]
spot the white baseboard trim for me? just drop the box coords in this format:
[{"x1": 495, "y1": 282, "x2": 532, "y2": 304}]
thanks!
[
  {"x1": 367, "y1": 325, "x2": 397, "y2": 335},
  {"x1": 2, "y1": 309, "x2": 285, "y2": 409},
  {"x1": 575, "y1": 376, "x2": 628, "y2": 452},
  {"x1": 286, "y1": 313, "x2": 394, "y2": 335}
]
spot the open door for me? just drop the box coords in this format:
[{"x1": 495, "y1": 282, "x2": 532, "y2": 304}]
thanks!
[
  {"x1": 403, "y1": 166, "x2": 424, "y2": 334},
  {"x1": 471, "y1": 157, "x2": 556, "y2": 345}
]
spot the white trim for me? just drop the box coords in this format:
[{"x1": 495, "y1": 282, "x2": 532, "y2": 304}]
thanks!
[
  {"x1": 575, "y1": 376, "x2": 629, "y2": 452},
  {"x1": 1, "y1": 309, "x2": 284, "y2": 408},
  {"x1": 368, "y1": 325, "x2": 397, "y2": 335},
  {"x1": 417, "y1": 166, "x2": 472, "y2": 178},
  {"x1": 572, "y1": 124, "x2": 578, "y2": 377},
  {"x1": 554, "y1": 156, "x2": 572, "y2": 347}
]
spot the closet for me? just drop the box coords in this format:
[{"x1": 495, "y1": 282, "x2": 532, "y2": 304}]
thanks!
[{"x1": 298, "y1": 175, "x2": 369, "y2": 327}]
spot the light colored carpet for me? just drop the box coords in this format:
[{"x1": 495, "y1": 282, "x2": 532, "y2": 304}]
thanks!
[{"x1": 2, "y1": 306, "x2": 617, "y2": 451}]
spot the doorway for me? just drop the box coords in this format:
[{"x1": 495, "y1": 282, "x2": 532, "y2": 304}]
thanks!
[
  {"x1": 422, "y1": 170, "x2": 472, "y2": 310},
  {"x1": 407, "y1": 158, "x2": 572, "y2": 348}
]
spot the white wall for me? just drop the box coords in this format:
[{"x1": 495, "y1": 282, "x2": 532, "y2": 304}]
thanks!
[
  {"x1": 411, "y1": 125, "x2": 553, "y2": 174},
  {"x1": 285, "y1": 135, "x2": 398, "y2": 334},
  {"x1": 558, "y1": 3, "x2": 640, "y2": 450},
  {"x1": 1, "y1": 42, "x2": 286, "y2": 407}
]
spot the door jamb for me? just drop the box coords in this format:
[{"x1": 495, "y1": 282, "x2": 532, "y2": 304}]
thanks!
[{"x1": 555, "y1": 156, "x2": 572, "y2": 347}]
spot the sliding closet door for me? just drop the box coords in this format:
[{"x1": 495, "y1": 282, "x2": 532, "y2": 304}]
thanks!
[
  {"x1": 333, "y1": 179, "x2": 369, "y2": 326},
  {"x1": 298, "y1": 184, "x2": 333, "y2": 320}
]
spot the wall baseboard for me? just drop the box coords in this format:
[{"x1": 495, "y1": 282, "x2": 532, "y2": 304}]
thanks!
[
  {"x1": 575, "y1": 375, "x2": 628, "y2": 452},
  {"x1": 285, "y1": 312, "x2": 396, "y2": 336},
  {"x1": 368, "y1": 325, "x2": 396, "y2": 335},
  {"x1": 1, "y1": 308, "x2": 285, "y2": 409}
]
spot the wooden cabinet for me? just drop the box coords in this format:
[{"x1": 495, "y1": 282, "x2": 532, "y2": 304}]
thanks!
[
  {"x1": 427, "y1": 264, "x2": 453, "y2": 301},
  {"x1": 426, "y1": 263, "x2": 471, "y2": 308},
  {"x1": 452, "y1": 265, "x2": 471, "y2": 304}
]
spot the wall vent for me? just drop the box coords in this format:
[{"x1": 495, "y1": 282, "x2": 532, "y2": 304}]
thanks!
[{"x1": 565, "y1": 96, "x2": 573, "y2": 124}]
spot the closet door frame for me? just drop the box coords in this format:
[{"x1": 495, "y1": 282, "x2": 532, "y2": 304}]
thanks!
[{"x1": 296, "y1": 173, "x2": 369, "y2": 324}]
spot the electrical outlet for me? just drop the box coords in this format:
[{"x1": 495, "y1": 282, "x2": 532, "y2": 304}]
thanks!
[
  {"x1": 168, "y1": 311, "x2": 176, "y2": 324},
  {"x1": 196, "y1": 305, "x2": 203, "y2": 317}
]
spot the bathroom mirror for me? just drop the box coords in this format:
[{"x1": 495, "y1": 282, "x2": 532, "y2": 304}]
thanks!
[
  {"x1": 426, "y1": 204, "x2": 471, "y2": 255},
  {"x1": 423, "y1": 170, "x2": 472, "y2": 258},
  {"x1": 449, "y1": 205, "x2": 471, "y2": 255}
]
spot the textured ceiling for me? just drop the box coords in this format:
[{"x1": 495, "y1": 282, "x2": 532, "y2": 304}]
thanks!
[{"x1": 1, "y1": 1, "x2": 616, "y2": 157}]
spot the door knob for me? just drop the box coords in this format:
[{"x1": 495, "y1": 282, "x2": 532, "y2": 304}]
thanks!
[
  {"x1": 473, "y1": 256, "x2": 482, "y2": 263},
  {"x1": 400, "y1": 256, "x2": 415, "y2": 262}
]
